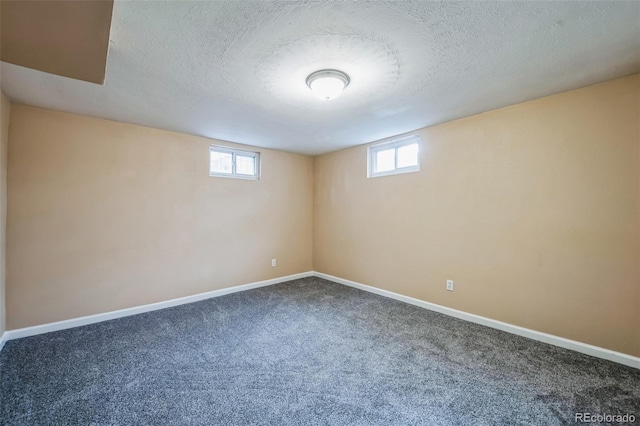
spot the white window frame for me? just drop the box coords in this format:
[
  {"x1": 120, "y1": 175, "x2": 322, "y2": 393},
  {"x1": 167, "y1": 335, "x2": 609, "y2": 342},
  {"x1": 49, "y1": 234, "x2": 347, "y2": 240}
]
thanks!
[
  {"x1": 209, "y1": 145, "x2": 260, "y2": 180},
  {"x1": 367, "y1": 135, "x2": 421, "y2": 178}
]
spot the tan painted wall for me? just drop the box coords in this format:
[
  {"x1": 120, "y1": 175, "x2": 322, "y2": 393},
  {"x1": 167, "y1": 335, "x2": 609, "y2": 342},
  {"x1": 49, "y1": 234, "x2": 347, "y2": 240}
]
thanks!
[
  {"x1": 6, "y1": 106, "x2": 313, "y2": 329},
  {"x1": 5, "y1": 75, "x2": 639, "y2": 358},
  {"x1": 1, "y1": 0, "x2": 113, "y2": 84},
  {"x1": 314, "y1": 74, "x2": 640, "y2": 357},
  {"x1": 0, "y1": 91, "x2": 9, "y2": 336}
]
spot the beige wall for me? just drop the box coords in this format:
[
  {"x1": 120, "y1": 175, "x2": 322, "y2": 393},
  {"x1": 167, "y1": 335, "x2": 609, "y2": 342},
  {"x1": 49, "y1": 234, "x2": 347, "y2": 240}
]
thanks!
[
  {"x1": 0, "y1": 91, "x2": 9, "y2": 336},
  {"x1": 1, "y1": 0, "x2": 113, "y2": 84},
  {"x1": 4, "y1": 74, "x2": 639, "y2": 358},
  {"x1": 6, "y1": 106, "x2": 313, "y2": 329},
  {"x1": 314, "y1": 74, "x2": 640, "y2": 357}
]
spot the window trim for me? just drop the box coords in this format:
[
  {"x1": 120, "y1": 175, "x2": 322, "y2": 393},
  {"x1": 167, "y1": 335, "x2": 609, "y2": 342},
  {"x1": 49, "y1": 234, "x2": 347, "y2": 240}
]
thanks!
[
  {"x1": 367, "y1": 135, "x2": 421, "y2": 178},
  {"x1": 209, "y1": 145, "x2": 260, "y2": 180}
]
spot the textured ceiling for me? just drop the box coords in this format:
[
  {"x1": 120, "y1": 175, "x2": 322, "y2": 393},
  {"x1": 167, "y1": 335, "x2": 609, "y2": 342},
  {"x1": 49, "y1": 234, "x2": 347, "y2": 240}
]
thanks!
[{"x1": 2, "y1": 1, "x2": 639, "y2": 155}]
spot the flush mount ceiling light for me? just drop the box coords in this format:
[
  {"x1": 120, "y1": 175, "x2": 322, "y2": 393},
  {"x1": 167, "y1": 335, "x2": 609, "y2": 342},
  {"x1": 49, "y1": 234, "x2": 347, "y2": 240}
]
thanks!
[{"x1": 306, "y1": 69, "x2": 350, "y2": 101}]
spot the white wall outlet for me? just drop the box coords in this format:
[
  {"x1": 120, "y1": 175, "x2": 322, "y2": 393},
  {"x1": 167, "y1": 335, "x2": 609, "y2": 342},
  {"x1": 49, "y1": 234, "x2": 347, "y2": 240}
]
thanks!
[
  {"x1": 271, "y1": 259, "x2": 277, "y2": 267},
  {"x1": 446, "y1": 280, "x2": 454, "y2": 291}
]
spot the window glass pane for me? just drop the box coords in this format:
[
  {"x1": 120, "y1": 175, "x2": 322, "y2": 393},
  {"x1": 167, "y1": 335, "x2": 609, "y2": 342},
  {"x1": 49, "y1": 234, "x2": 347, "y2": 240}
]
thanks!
[
  {"x1": 397, "y1": 143, "x2": 418, "y2": 168},
  {"x1": 210, "y1": 151, "x2": 232, "y2": 174},
  {"x1": 236, "y1": 155, "x2": 255, "y2": 175},
  {"x1": 375, "y1": 148, "x2": 395, "y2": 172}
]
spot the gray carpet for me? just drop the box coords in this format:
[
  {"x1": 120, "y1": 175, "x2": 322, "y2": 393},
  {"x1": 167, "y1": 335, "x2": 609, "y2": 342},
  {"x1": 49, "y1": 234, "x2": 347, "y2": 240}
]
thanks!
[{"x1": 1, "y1": 277, "x2": 638, "y2": 425}]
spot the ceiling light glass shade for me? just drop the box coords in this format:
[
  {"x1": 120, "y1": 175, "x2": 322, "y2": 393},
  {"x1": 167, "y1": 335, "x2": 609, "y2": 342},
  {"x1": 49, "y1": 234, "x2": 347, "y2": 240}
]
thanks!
[{"x1": 306, "y1": 69, "x2": 350, "y2": 101}]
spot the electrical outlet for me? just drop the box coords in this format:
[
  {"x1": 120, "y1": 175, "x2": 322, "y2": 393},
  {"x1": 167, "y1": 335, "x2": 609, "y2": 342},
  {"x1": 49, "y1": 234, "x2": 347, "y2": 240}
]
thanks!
[
  {"x1": 446, "y1": 280, "x2": 454, "y2": 291},
  {"x1": 271, "y1": 259, "x2": 277, "y2": 267}
]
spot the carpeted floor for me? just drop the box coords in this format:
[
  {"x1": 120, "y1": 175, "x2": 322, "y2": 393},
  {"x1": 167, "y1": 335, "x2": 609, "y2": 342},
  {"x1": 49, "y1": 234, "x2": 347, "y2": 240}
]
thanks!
[{"x1": 1, "y1": 277, "x2": 638, "y2": 425}]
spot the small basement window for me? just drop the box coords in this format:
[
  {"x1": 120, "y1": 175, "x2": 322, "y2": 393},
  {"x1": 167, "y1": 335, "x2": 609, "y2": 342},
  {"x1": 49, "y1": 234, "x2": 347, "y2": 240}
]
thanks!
[
  {"x1": 368, "y1": 135, "x2": 421, "y2": 178},
  {"x1": 209, "y1": 145, "x2": 260, "y2": 180}
]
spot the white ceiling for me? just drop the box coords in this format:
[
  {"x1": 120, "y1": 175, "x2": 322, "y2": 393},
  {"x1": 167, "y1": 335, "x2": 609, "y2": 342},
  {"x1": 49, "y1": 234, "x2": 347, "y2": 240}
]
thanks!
[{"x1": 2, "y1": 1, "x2": 639, "y2": 155}]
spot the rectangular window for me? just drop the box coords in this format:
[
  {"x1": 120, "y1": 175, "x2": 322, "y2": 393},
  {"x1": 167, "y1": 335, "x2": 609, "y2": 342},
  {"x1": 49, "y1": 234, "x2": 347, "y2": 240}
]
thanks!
[
  {"x1": 368, "y1": 135, "x2": 421, "y2": 178},
  {"x1": 209, "y1": 145, "x2": 260, "y2": 180}
]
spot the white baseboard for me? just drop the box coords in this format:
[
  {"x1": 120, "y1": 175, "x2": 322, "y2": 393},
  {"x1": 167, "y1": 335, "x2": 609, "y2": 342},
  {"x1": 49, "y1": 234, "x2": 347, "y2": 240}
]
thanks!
[
  {"x1": 3, "y1": 270, "x2": 638, "y2": 370},
  {"x1": 313, "y1": 271, "x2": 640, "y2": 370},
  {"x1": 2, "y1": 271, "x2": 314, "y2": 344}
]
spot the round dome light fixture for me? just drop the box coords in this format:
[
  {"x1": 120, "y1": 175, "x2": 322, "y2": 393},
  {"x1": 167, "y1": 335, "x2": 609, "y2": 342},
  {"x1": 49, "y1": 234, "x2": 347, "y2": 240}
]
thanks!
[{"x1": 306, "y1": 69, "x2": 350, "y2": 101}]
